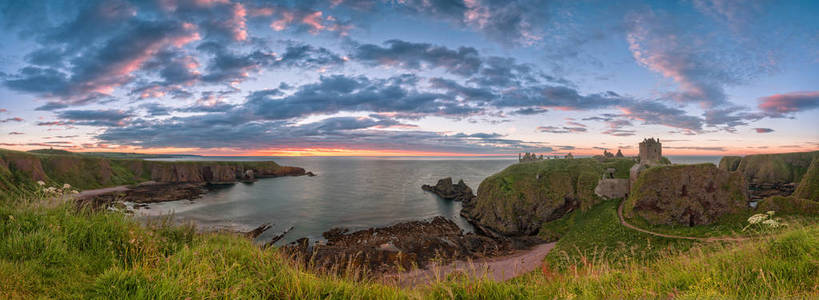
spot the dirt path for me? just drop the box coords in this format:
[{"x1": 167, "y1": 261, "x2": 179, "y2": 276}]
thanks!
[
  {"x1": 75, "y1": 185, "x2": 132, "y2": 199},
  {"x1": 386, "y1": 242, "x2": 556, "y2": 287},
  {"x1": 617, "y1": 200, "x2": 749, "y2": 242}
]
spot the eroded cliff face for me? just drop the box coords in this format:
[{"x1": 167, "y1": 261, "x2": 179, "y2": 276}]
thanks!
[
  {"x1": 794, "y1": 158, "x2": 819, "y2": 201},
  {"x1": 718, "y1": 151, "x2": 818, "y2": 201},
  {"x1": 719, "y1": 151, "x2": 818, "y2": 185},
  {"x1": 0, "y1": 149, "x2": 306, "y2": 199},
  {"x1": 625, "y1": 164, "x2": 748, "y2": 226},
  {"x1": 461, "y1": 158, "x2": 634, "y2": 236}
]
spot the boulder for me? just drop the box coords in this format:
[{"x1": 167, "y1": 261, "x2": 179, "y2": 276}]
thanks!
[
  {"x1": 421, "y1": 177, "x2": 475, "y2": 202},
  {"x1": 625, "y1": 164, "x2": 749, "y2": 226}
]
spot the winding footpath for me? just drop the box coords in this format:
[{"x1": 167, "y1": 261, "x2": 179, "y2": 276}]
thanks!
[
  {"x1": 386, "y1": 242, "x2": 556, "y2": 287},
  {"x1": 617, "y1": 200, "x2": 749, "y2": 242}
]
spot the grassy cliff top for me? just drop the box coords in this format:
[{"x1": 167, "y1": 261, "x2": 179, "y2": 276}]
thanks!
[
  {"x1": 794, "y1": 158, "x2": 819, "y2": 201},
  {"x1": 719, "y1": 151, "x2": 819, "y2": 184},
  {"x1": 0, "y1": 148, "x2": 284, "y2": 200}
]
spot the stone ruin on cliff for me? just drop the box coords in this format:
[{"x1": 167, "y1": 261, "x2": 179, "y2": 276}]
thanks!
[
  {"x1": 638, "y1": 138, "x2": 662, "y2": 165},
  {"x1": 518, "y1": 152, "x2": 544, "y2": 162},
  {"x1": 594, "y1": 138, "x2": 669, "y2": 199}
]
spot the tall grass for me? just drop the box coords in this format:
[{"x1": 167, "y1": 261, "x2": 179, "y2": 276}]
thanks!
[{"x1": 1, "y1": 193, "x2": 817, "y2": 299}]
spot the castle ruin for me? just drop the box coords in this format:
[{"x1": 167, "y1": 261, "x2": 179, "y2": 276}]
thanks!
[
  {"x1": 595, "y1": 138, "x2": 669, "y2": 199},
  {"x1": 638, "y1": 138, "x2": 662, "y2": 164}
]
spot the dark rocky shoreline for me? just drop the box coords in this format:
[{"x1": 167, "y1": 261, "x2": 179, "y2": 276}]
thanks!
[
  {"x1": 279, "y1": 178, "x2": 545, "y2": 275},
  {"x1": 76, "y1": 166, "x2": 312, "y2": 210},
  {"x1": 280, "y1": 216, "x2": 544, "y2": 275}
]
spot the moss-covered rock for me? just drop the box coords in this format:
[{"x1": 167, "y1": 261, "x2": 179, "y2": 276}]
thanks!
[
  {"x1": 625, "y1": 164, "x2": 748, "y2": 226},
  {"x1": 729, "y1": 151, "x2": 818, "y2": 185},
  {"x1": 793, "y1": 158, "x2": 819, "y2": 201},
  {"x1": 718, "y1": 156, "x2": 742, "y2": 171},
  {"x1": 461, "y1": 158, "x2": 634, "y2": 236},
  {"x1": 756, "y1": 195, "x2": 819, "y2": 215}
]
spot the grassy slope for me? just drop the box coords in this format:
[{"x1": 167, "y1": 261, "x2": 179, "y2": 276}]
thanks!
[
  {"x1": 1, "y1": 194, "x2": 817, "y2": 298},
  {"x1": 794, "y1": 157, "x2": 819, "y2": 201},
  {"x1": 539, "y1": 200, "x2": 694, "y2": 270},
  {"x1": 0, "y1": 201, "x2": 404, "y2": 299},
  {"x1": 726, "y1": 151, "x2": 819, "y2": 184},
  {"x1": 429, "y1": 224, "x2": 819, "y2": 299}
]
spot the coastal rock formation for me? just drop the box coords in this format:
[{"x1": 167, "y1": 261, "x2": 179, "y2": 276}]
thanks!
[
  {"x1": 718, "y1": 151, "x2": 818, "y2": 201},
  {"x1": 625, "y1": 164, "x2": 748, "y2": 226},
  {"x1": 421, "y1": 177, "x2": 475, "y2": 202},
  {"x1": 461, "y1": 158, "x2": 634, "y2": 236},
  {"x1": 282, "y1": 216, "x2": 514, "y2": 274},
  {"x1": 0, "y1": 149, "x2": 309, "y2": 200},
  {"x1": 794, "y1": 158, "x2": 819, "y2": 201}
]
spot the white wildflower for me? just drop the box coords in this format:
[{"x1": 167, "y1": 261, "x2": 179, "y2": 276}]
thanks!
[
  {"x1": 747, "y1": 213, "x2": 768, "y2": 224},
  {"x1": 63, "y1": 183, "x2": 71, "y2": 189},
  {"x1": 72, "y1": 190, "x2": 79, "y2": 194},
  {"x1": 762, "y1": 219, "x2": 781, "y2": 228},
  {"x1": 765, "y1": 211, "x2": 775, "y2": 216},
  {"x1": 36, "y1": 180, "x2": 45, "y2": 186}
]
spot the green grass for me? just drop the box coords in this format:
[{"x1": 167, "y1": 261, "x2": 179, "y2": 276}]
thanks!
[
  {"x1": 540, "y1": 199, "x2": 694, "y2": 270},
  {"x1": 732, "y1": 151, "x2": 819, "y2": 184},
  {"x1": 428, "y1": 225, "x2": 819, "y2": 299},
  {"x1": 1, "y1": 193, "x2": 817, "y2": 298},
  {"x1": 0, "y1": 199, "x2": 405, "y2": 299},
  {"x1": 794, "y1": 158, "x2": 819, "y2": 201}
]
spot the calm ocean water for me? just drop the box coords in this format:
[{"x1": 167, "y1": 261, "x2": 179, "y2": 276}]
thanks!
[{"x1": 137, "y1": 155, "x2": 721, "y2": 244}]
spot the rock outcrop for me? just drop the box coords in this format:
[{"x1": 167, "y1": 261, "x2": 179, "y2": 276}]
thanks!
[
  {"x1": 461, "y1": 158, "x2": 634, "y2": 236},
  {"x1": 0, "y1": 148, "x2": 309, "y2": 200},
  {"x1": 625, "y1": 164, "x2": 748, "y2": 226},
  {"x1": 718, "y1": 151, "x2": 818, "y2": 201},
  {"x1": 421, "y1": 177, "x2": 475, "y2": 202},
  {"x1": 794, "y1": 158, "x2": 819, "y2": 201},
  {"x1": 282, "y1": 216, "x2": 515, "y2": 274}
]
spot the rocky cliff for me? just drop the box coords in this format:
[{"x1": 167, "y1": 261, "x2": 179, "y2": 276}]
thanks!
[
  {"x1": 719, "y1": 151, "x2": 818, "y2": 185},
  {"x1": 718, "y1": 151, "x2": 818, "y2": 201},
  {"x1": 461, "y1": 158, "x2": 634, "y2": 236},
  {"x1": 0, "y1": 149, "x2": 306, "y2": 200},
  {"x1": 794, "y1": 158, "x2": 819, "y2": 201},
  {"x1": 625, "y1": 164, "x2": 748, "y2": 226}
]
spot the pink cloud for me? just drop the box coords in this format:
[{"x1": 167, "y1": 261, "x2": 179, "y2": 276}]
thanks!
[{"x1": 758, "y1": 91, "x2": 819, "y2": 114}]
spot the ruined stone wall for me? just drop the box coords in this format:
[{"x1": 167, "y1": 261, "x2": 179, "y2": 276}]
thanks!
[{"x1": 594, "y1": 178, "x2": 629, "y2": 199}]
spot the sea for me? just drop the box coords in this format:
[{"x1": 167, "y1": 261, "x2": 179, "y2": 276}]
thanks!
[{"x1": 136, "y1": 155, "x2": 722, "y2": 244}]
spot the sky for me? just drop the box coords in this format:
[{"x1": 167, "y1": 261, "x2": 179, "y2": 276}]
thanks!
[{"x1": 0, "y1": 0, "x2": 817, "y2": 156}]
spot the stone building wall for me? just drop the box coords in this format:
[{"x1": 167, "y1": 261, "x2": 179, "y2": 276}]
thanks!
[{"x1": 639, "y1": 138, "x2": 662, "y2": 164}]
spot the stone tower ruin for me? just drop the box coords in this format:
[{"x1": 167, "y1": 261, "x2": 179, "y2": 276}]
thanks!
[{"x1": 639, "y1": 138, "x2": 662, "y2": 164}]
